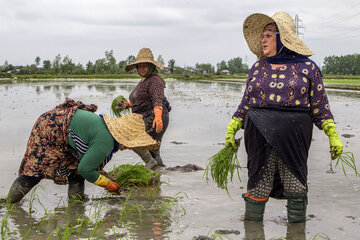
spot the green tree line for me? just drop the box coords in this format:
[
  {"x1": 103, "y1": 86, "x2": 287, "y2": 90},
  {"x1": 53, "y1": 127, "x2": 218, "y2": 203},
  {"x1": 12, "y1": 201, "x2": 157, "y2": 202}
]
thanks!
[
  {"x1": 0, "y1": 50, "x2": 249, "y2": 77},
  {"x1": 1, "y1": 52, "x2": 360, "y2": 77},
  {"x1": 322, "y1": 54, "x2": 360, "y2": 75}
]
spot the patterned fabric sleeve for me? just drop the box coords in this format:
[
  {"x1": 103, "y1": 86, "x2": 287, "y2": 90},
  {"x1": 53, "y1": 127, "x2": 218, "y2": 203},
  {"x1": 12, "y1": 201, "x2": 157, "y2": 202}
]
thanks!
[
  {"x1": 232, "y1": 63, "x2": 257, "y2": 126},
  {"x1": 148, "y1": 75, "x2": 165, "y2": 107},
  {"x1": 308, "y1": 63, "x2": 334, "y2": 129}
]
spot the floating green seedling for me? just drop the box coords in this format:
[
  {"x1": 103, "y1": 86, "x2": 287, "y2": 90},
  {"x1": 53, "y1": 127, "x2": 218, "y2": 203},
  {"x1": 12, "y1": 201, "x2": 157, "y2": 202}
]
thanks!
[
  {"x1": 108, "y1": 164, "x2": 160, "y2": 188},
  {"x1": 111, "y1": 95, "x2": 130, "y2": 117},
  {"x1": 204, "y1": 138, "x2": 242, "y2": 196},
  {"x1": 311, "y1": 233, "x2": 331, "y2": 240}
]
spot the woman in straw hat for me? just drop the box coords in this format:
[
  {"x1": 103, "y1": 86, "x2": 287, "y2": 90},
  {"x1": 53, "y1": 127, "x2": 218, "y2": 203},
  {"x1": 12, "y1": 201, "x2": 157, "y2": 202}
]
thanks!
[
  {"x1": 3, "y1": 98, "x2": 159, "y2": 203},
  {"x1": 122, "y1": 48, "x2": 171, "y2": 170},
  {"x1": 224, "y1": 12, "x2": 343, "y2": 223}
]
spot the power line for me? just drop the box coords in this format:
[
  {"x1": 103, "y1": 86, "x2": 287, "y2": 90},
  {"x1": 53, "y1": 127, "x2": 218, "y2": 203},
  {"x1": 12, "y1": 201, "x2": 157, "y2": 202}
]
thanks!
[
  {"x1": 308, "y1": 11, "x2": 360, "y2": 32},
  {"x1": 305, "y1": 26, "x2": 360, "y2": 34},
  {"x1": 307, "y1": 32, "x2": 360, "y2": 41},
  {"x1": 307, "y1": 2, "x2": 360, "y2": 27}
]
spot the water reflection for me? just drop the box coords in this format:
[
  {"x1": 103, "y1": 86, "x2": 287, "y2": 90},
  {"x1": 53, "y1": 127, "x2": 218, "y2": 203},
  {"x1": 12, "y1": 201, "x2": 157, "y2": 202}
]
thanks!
[
  {"x1": 5, "y1": 200, "x2": 90, "y2": 240},
  {"x1": 54, "y1": 85, "x2": 60, "y2": 92},
  {"x1": 243, "y1": 221, "x2": 265, "y2": 240},
  {"x1": 17, "y1": 83, "x2": 139, "y2": 101},
  {"x1": 243, "y1": 221, "x2": 306, "y2": 240},
  {"x1": 286, "y1": 223, "x2": 306, "y2": 240},
  {"x1": 4, "y1": 187, "x2": 177, "y2": 240}
]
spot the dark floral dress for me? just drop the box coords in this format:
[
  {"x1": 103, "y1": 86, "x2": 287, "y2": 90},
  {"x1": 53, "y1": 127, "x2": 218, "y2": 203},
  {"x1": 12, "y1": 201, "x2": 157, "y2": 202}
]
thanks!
[{"x1": 18, "y1": 98, "x2": 97, "y2": 185}]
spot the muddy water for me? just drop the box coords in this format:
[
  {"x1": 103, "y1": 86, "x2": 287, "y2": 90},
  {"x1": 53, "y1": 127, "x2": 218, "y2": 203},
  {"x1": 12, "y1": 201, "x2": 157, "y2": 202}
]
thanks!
[{"x1": 0, "y1": 79, "x2": 359, "y2": 239}]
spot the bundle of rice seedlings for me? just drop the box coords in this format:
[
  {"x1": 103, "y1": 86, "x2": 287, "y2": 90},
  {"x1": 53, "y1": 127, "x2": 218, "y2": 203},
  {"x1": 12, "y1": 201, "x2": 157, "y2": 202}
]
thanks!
[
  {"x1": 108, "y1": 164, "x2": 160, "y2": 188},
  {"x1": 204, "y1": 138, "x2": 242, "y2": 195},
  {"x1": 111, "y1": 95, "x2": 131, "y2": 117},
  {"x1": 332, "y1": 152, "x2": 359, "y2": 177}
]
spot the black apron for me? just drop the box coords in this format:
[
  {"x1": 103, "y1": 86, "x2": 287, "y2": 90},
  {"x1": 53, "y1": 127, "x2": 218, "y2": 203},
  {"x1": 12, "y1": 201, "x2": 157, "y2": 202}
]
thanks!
[{"x1": 244, "y1": 107, "x2": 313, "y2": 198}]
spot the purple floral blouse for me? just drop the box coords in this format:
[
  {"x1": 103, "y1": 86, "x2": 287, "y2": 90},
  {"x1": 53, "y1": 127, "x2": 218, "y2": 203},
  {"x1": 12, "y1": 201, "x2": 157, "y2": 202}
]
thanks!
[{"x1": 233, "y1": 59, "x2": 333, "y2": 129}]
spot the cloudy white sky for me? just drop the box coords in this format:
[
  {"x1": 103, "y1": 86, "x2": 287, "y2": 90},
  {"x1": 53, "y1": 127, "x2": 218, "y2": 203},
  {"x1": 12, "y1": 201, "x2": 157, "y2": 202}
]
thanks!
[{"x1": 0, "y1": 0, "x2": 359, "y2": 68}]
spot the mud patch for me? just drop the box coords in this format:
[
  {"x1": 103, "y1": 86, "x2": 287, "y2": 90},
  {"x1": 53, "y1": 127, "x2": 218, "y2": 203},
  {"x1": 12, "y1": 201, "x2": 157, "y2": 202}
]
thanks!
[
  {"x1": 170, "y1": 141, "x2": 187, "y2": 145},
  {"x1": 342, "y1": 134, "x2": 355, "y2": 138},
  {"x1": 215, "y1": 229, "x2": 240, "y2": 235},
  {"x1": 165, "y1": 164, "x2": 204, "y2": 172}
]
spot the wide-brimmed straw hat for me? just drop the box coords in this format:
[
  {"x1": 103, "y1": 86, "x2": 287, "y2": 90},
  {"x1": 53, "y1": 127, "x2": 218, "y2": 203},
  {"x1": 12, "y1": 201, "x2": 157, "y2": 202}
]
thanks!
[
  {"x1": 125, "y1": 48, "x2": 164, "y2": 72},
  {"x1": 103, "y1": 113, "x2": 160, "y2": 150},
  {"x1": 243, "y1": 11, "x2": 314, "y2": 59}
]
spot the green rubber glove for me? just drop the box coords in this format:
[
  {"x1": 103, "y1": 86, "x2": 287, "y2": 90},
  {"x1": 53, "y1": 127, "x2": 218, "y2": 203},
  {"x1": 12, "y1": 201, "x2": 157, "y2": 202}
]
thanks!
[
  {"x1": 225, "y1": 117, "x2": 242, "y2": 148},
  {"x1": 322, "y1": 119, "x2": 343, "y2": 160}
]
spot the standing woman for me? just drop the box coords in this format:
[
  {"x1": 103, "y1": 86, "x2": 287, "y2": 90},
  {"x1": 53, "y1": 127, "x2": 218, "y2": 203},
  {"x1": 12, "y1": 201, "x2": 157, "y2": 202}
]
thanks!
[
  {"x1": 224, "y1": 12, "x2": 343, "y2": 223},
  {"x1": 124, "y1": 48, "x2": 171, "y2": 170}
]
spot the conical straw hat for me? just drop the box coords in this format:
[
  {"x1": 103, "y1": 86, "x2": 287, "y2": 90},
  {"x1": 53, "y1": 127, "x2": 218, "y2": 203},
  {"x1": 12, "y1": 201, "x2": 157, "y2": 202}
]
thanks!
[
  {"x1": 243, "y1": 11, "x2": 314, "y2": 59},
  {"x1": 125, "y1": 48, "x2": 164, "y2": 72},
  {"x1": 103, "y1": 113, "x2": 160, "y2": 150}
]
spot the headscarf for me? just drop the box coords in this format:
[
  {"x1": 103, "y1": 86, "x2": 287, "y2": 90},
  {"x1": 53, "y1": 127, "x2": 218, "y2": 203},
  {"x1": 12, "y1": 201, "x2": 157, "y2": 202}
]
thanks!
[
  {"x1": 266, "y1": 23, "x2": 313, "y2": 64},
  {"x1": 137, "y1": 63, "x2": 158, "y2": 78}
]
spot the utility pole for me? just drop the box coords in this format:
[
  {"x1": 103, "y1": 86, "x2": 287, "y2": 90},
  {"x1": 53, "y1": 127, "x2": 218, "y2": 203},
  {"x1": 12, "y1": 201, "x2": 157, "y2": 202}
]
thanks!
[{"x1": 294, "y1": 14, "x2": 305, "y2": 36}]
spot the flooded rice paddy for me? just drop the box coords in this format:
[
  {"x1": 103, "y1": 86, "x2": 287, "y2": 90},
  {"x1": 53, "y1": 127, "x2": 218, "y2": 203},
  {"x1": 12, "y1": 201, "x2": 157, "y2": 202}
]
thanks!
[{"x1": 0, "y1": 79, "x2": 359, "y2": 239}]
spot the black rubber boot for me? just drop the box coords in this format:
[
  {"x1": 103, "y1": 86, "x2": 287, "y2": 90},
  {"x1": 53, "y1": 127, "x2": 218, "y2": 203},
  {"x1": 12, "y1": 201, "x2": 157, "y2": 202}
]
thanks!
[
  {"x1": 149, "y1": 148, "x2": 165, "y2": 167},
  {"x1": 243, "y1": 193, "x2": 267, "y2": 222},
  {"x1": 6, "y1": 176, "x2": 37, "y2": 204},
  {"x1": 132, "y1": 148, "x2": 157, "y2": 170},
  {"x1": 68, "y1": 174, "x2": 85, "y2": 201},
  {"x1": 283, "y1": 191, "x2": 307, "y2": 223}
]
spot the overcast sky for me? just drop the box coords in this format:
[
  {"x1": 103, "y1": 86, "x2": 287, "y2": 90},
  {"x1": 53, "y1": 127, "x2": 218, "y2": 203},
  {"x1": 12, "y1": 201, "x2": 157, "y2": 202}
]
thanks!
[{"x1": 0, "y1": 0, "x2": 359, "y2": 69}]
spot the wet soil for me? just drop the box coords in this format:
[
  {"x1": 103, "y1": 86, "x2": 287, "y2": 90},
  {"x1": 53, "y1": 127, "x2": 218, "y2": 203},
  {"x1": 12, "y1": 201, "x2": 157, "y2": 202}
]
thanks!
[{"x1": 0, "y1": 79, "x2": 359, "y2": 239}]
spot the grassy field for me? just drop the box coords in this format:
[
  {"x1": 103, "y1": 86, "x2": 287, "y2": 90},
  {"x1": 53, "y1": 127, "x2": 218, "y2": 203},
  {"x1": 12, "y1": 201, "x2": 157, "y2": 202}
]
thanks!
[
  {"x1": 10, "y1": 74, "x2": 141, "y2": 80},
  {"x1": 323, "y1": 79, "x2": 360, "y2": 85}
]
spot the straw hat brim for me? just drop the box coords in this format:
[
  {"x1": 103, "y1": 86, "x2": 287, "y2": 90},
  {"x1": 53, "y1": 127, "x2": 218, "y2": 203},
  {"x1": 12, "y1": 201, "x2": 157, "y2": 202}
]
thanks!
[
  {"x1": 243, "y1": 12, "x2": 314, "y2": 59},
  {"x1": 103, "y1": 113, "x2": 160, "y2": 151},
  {"x1": 125, "y1": 60, "x2": 164, "y2": 72}
]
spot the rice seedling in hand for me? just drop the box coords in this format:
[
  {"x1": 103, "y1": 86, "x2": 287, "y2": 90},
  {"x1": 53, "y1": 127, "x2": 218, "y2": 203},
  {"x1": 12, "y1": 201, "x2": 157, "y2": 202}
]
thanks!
[
  {"x1": 331, "y1": 152, "x2": 360, "y2": 177},
  {"x1": 111, "y1": 95, "x2": 131, "y2": 117},
  {"x1": 204, "y1": 138, "x2": 242, "y2": 196}
]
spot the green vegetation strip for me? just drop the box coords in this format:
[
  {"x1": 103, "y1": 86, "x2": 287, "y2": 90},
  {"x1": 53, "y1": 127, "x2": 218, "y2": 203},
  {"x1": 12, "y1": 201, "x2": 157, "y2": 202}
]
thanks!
[
  {"x1": 108, "y1": 164, "x2": 160, "y2": 188},
  {"x1": 3, "y1": 73, "x2": 360, "y2": 82},
  {"x1": 323, "y1": 74, "x2": 360, "y2": 80},
  {"x1": 10, "y1": 74, "x2": 141, "y2": 80},
  {"x1": 324, "y1": 79, "x2": 360, "y2": 85}
]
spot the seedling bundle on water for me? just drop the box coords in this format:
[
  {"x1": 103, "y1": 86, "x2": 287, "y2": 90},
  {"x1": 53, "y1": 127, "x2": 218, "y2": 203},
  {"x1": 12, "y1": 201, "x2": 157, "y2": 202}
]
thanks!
[
  {"x1": 204, "y1": 138, "x2": 242, "y2": 195},
  {"x1": 108, "y1": 164, "x2": 160, "y2": 188}
]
